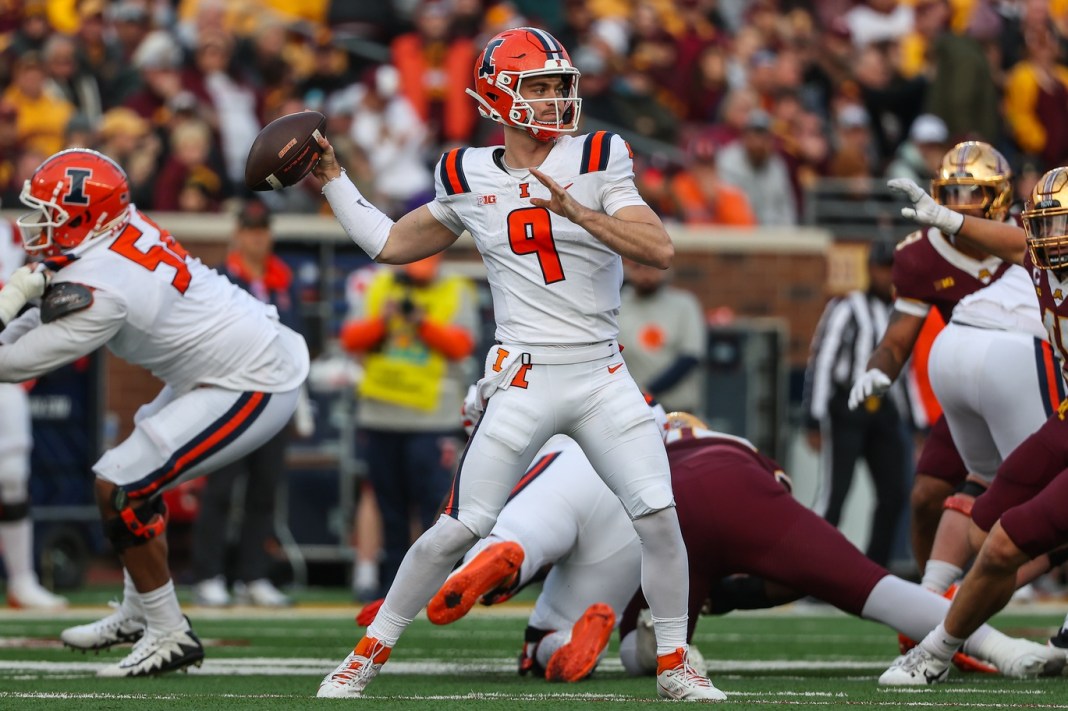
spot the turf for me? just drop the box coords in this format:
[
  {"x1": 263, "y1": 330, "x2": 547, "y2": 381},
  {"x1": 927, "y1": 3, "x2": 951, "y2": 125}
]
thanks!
[{"x1": 1, "y1": 587, "x2": 1067, "y2": 709}]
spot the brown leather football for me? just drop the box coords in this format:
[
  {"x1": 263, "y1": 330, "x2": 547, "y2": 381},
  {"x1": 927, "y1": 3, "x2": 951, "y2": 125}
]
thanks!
[{"x1": 244, "y1": 111, "x2": 326, "y2": 191}]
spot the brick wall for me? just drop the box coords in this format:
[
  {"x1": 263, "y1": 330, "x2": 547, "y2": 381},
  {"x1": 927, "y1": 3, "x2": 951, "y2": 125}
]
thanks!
[{"x1": 98, "y1": 218, "x2": 833, "y2": 440}]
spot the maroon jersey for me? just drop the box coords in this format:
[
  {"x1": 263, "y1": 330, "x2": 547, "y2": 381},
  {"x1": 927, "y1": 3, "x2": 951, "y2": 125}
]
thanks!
[
  {"x1": 1028, "y1": 251, "x2": 1068, "y2": 382},
  {"x1": 620, "y1": 428, "x2": 889, "y2": 641},
  {"x1": 892, "y1": 227, "x2": 1011, "y2": 322}
]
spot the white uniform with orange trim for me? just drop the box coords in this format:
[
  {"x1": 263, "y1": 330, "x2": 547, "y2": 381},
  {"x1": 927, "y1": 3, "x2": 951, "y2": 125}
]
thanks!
[
  {"x1": 425, "y1": 132, "x2": 674, "y2": 535},
  {"x1": 0, "y1": 220, "x2": 31, "y2": 496},
  {"x1": 0, "y1": 206, "x2": 309, "y2": 499},
  {"x1": 928, "y1": 265, "x2": 1063, "y2": 480}
]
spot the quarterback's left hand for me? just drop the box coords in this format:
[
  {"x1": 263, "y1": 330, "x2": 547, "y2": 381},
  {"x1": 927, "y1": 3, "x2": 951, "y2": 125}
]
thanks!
[
  {"x1": 888, "y1": 178, "x2": 964, "y2": 235},
  {"x1": 529, "y1": 167, "x2": 588, "y2": 223},
  {"x1": 0, "y1": 264, "x2": 51, "y2": 326}
]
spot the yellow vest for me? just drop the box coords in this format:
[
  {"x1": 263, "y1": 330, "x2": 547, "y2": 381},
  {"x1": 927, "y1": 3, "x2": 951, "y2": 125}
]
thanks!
[{"x1": 358, "y1": 271, "x2": 470, "y2": 411}]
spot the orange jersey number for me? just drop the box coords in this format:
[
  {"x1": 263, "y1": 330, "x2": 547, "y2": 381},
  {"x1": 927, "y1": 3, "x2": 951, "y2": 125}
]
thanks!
[
  {"x1": 507, "y1": 207, "x2": 564, "y2": 284},
  {"x1": 109, "y1": 226, "x2": 192, "y2": 294}
]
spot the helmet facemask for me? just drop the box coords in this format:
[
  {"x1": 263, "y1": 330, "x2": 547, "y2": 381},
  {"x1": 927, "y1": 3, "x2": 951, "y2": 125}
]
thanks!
[
  {"x1": 1023, "y1": 167, "x2": 1068, "y2": 272},
  {"x1": 16, "y1": 180, "x2": 70, "y2": 255}
]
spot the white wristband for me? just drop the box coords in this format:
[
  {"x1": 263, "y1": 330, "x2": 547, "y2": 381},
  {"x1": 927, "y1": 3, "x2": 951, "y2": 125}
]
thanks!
[
  {"x1": 322, "y1": 171, "x2": 393, "y2": 259},
  {"x1": 0, "y1": 288, "x2": 23, "y2": 326}
]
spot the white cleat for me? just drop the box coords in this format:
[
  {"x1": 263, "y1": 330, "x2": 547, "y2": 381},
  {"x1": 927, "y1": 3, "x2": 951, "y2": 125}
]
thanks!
[
  {"x1": 998, "y1": 639, "x2": 1064, "y2": 678},
  {"x1": 317, "y1": 637, "x2": 391, "y2": 698},
  {"x1": 7, "y1": 577, "x2": 68, "y2": 610},
  {"x1": 61, "y1": 606, "x2": 146, "y2": 651},
  {"x1": 96, "y1": 618, "x2": 204, "y2": 677},
  {"x1": 233, "y1": 578, "x2": 291, "y2": 607},
  {"x1": 192, "y1": 576, "x2": 231, "y2": 607},
  {"x1": 656, "y1": 647, "x2": 727, "y2": 702},
  {"x1": 879, "y1": 646, "x2": 950, "y2": 685}
]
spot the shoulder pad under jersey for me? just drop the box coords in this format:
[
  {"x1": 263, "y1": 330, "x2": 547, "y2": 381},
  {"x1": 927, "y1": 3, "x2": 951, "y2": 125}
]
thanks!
[{"x1": 41, "y1": 282, "x2": 94, "y2": 323}]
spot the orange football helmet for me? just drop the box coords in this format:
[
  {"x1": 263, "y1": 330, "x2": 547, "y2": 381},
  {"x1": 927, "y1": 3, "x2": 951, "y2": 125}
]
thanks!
[
  {"x1": 1023, "y1": 166, "x2": 1068, "y2": 271},
  {"x1": 466, "y1": 26, "x2": 581, "y2": 142},
  {"x1": 930, "y1": 141, "x2": 1012, "y2": 221},
  {"x1": 17, "y1": 148, "x2": 131, "y2": 255}
]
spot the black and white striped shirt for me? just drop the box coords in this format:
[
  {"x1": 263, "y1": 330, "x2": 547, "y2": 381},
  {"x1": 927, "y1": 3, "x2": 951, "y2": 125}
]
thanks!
[{"x1": 802, "y1": 290, "x2": 905, "y2": 423}]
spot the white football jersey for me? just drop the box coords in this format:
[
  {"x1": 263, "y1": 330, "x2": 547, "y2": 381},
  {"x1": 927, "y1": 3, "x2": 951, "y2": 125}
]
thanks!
[
  {"x1": 0, "y1": 207, "x2": 308, "y2": 394},
  {"x1": 951, "y1": 264, "x2": 1046, "y2": 340},
  {"x1": 0, "y1": 220, "x2": 24, "y2": 285},
  {"x1": 426, "y1": 131, "x2": 647, "y2": 345}
]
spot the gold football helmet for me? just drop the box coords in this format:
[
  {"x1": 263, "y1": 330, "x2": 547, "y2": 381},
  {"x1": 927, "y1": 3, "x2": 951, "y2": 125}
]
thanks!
[
  {"x1": 931, "y1": 141, "x2": 1013, "y2": 221},
  {"x1": 1023, "y1": 166, "x2": 1068, "y2": 271},
  {"x1": 665, "y1": 411, "x2": 709, "y2": 431}
]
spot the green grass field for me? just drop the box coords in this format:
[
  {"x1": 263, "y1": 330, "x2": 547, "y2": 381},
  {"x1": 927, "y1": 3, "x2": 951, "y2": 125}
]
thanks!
[{"x1": 1, "y1": 586, "x2": 1068, "y2": 709}]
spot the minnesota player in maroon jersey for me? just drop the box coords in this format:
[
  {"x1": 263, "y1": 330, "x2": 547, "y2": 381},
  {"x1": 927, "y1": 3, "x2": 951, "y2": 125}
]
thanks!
[
  {"x1": 881, "y1": 168, "x2": 1068, "y2": 684},
  {"x1": 848, "y1": 142, "x2": 1013, "y2": 579}
]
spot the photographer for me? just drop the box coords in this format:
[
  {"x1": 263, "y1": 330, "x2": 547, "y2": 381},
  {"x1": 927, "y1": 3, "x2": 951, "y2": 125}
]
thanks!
[{"x1": 339, "y1": 254, "x2": 478, "y2": 595}]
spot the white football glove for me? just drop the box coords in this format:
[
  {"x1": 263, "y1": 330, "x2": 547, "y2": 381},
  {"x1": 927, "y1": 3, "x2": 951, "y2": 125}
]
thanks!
[
  {"x1": 0, "y1": 264, "x2": 51, "y2": 326},
  {"x1": 887, "y1": 178, "x2": 964, "y2": 235},
  {"x1": 848, "y1": 368, "x2": 892, "y2": 411}
]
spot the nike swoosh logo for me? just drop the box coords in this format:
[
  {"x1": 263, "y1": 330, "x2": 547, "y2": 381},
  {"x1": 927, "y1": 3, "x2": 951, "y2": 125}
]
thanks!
[
  {"x1": 356, "y1": 198, "x2": 373, "y2": 209},
  {"x1": 924, "y1": 669, "x2": 942, "y2": 684},
  {"x1": 563, "y1": 182, "x2": 574, "y2": 190},
  {"x1": 607, "y1": 363, "x2": 623, "y2": 374}
]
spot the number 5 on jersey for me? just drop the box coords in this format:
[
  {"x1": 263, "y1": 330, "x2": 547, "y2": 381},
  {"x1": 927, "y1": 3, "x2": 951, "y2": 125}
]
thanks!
[{"x1": 508, "y1": 207, "x2": 564, "y2": 285}]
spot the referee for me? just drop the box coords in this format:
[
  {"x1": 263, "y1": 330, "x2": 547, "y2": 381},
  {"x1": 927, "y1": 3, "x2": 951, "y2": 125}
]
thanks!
[{"x1": 802, "y1": 242, "x2": 910, "y2": 567}]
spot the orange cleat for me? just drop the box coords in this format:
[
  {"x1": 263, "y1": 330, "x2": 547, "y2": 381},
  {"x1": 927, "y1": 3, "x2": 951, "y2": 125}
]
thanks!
[
  {"x1": 426, "y1": 541, "x2": 524, "y2": 625},
  {"x1": 545, "y1": 603, "x2": 615, "y2": 683}
]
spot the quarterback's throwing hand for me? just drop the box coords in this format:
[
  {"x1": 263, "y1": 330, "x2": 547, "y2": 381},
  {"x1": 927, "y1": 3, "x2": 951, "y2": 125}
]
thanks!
[
  {"x1": 848, "y1": 368, "x2": 892, "y2": 411},
  {"x1": 312, "y1": 134, "x2": 342, "y2": 183},
  {"x1": 887, "y1": 178, "x2": 964, "y2": 235},
  {"x1": 529, "y1": 167, "x2": 587, "y2": 222}
]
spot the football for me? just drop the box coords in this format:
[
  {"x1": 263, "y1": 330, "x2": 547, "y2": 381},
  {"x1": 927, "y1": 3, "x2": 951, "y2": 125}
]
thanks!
[{"x1": 244, "y1": 110, "x2": 326, "y2": 191}]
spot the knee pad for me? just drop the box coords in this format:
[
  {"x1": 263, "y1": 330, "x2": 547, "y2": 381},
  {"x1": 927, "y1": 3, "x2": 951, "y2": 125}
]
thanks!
[
  {"x1": 104, "y1": 495, "x2": 167, "y2": 552},
  {"x1": 0, "y1": 500, "x2": 29, "y2": 522}
]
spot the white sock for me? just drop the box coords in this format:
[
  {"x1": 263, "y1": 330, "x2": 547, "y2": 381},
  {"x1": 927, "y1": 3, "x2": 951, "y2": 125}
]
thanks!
[
  {"x1": 535, "y1": 630, "x2": 571, "y2": 669},
  {"x1": 920, "y1": 622, "x2": 964, "y2": 662},
  {"x1": 120, "y1": 569, "x2": 145, "y2": 619},
  {"x1": 139, "y1": 580, "x2": 184, "y2": 632},
  {"x1": 963, "y1": 625, "x2": 1001, "y2": 660},
  {"x1": 921, "y1": 560, "x2": 962, "y2": 594},
  {"x1": 366, "y1": 602, "x2": 413, "y2": 647},
  {"x1": 650, "y1": 614, "x2": 688, "y2": 657},
  {"x1": 0, "y1": 519, "x2": 33, "y2": 582}
]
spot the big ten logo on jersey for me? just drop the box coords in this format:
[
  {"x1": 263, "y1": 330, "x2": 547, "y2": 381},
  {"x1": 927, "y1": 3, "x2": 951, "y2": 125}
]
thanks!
[{"x1": 478, "y1": 194, "x2": 497, "y2": 206}]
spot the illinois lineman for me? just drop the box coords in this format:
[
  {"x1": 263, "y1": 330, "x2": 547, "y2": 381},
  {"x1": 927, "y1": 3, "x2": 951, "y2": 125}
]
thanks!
[
  {"x1": 313, "y1": 26, "x2": 724, "y2": 701},
  {"x1": 0, "y1": 148, "x2": 309, "y2": 677}
]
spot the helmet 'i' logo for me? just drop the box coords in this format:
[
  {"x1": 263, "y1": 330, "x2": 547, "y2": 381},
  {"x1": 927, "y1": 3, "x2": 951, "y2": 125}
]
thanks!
[
  {"x1": 479, "y1": 38, "x2": 504, "y2": 79},
  {"x1": 65, "y1": 168, "x2": 92, "y2": 204}
]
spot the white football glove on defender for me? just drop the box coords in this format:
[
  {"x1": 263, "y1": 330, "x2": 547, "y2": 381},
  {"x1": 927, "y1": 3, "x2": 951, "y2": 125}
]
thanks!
[
  {"x1": 848, "y1": 369, "x2": 892, "y2": 411},
  {"x1": 887, "y1": 178, "x2": 964, "y2": 236},
  {"x1": 0, "y1": 264, "x2": 50, "y2": 326}
]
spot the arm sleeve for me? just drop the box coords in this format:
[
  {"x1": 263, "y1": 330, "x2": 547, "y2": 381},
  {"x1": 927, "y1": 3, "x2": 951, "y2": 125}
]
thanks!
[
  {"x1": 0, "y1": 289, "x2": 126, "y2": 382},
  {"x1": 600, "y1": 134, "x2": 650, "y2": 216}
]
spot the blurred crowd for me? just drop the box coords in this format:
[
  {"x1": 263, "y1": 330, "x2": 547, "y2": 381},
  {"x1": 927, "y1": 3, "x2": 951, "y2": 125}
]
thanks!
[{"x1": 0, "y1": 0, "x2": 1065, "y2": 226}]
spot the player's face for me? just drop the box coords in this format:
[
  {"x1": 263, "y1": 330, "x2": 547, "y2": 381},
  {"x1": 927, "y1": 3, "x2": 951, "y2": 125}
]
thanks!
[{"x1": 520, "y1": 76, "x2": 568, "y2": 124}]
